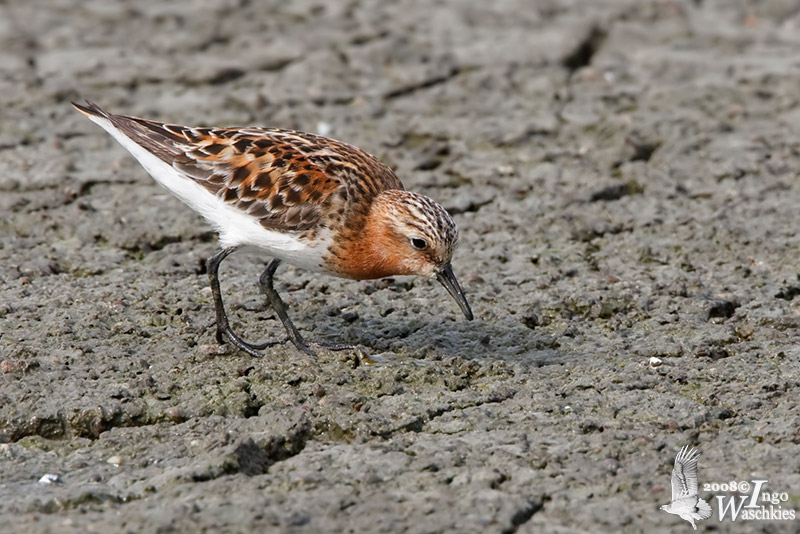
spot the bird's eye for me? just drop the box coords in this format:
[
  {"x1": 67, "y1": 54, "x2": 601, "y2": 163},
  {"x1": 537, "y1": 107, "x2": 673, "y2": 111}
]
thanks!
[{"x1": 410, "y1": 237, "x2": 427, "y2": 250}]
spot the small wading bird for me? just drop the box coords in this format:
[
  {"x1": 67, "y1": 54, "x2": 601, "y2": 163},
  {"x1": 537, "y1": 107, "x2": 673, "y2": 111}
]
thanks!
[
  {"x1": 660, "y1": 445, "x2": 713, "y2": 530},
  {"x1": 73, "y1": 102, "x2": 473, "y2": 357}
]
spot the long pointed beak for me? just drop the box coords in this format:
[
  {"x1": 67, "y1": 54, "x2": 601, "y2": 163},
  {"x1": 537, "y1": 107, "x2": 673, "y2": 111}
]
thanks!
[{"x1": 436, "y1": 263, "x2": 474, "y2": 320}]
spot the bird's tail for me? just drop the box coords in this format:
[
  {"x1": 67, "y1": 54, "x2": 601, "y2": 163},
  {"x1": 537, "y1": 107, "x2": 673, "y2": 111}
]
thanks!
[
  {"x1": 72, "y1": 100, "x2": 187, "y2": 163},
  {"x1": 71, "y1": 100, "x2": 224, "y2": 227},
  {"x1": 71, "y1": 100, "x2": 110, "y2": 121},
  {"x1": 694, "y1": 498, "x2": 712, "y2": 520}
]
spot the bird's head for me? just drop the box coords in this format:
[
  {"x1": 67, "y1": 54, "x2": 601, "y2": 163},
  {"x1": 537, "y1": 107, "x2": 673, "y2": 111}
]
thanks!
[
  {"x1": 342, "y1": 189, "x2": 473, "y2": 320},
  {"x1": 371, "y1": 190, "x2": 458, "y2": 275}
]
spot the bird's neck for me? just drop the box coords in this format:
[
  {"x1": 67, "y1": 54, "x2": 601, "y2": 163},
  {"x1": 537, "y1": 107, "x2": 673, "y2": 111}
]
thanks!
[{"x1": 326, "y1": 195, "x2": 417, "y2": 280}]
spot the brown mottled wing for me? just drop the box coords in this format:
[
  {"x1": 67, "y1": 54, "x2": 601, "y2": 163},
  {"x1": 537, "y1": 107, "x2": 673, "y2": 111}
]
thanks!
[
  {"x1": 80, "y1": 102, "x2": 404, "y2": 233},
  {"x1": 178, "y1": 127, "x2": 405, "y2": 232}
]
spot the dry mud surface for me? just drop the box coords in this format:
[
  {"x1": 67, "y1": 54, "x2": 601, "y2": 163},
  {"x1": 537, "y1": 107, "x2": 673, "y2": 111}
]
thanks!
[{"x1": 2, "y1": 1, "x2": 800, "y2": 532}]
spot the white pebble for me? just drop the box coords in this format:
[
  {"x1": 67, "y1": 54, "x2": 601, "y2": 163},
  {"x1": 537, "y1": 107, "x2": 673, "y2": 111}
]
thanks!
[
  {"x1": 649, "y1": 356, "x2": 663, "y2": 368},
  {"x1": 38, "y1": 473, "x2": 60, "y2": 485}
]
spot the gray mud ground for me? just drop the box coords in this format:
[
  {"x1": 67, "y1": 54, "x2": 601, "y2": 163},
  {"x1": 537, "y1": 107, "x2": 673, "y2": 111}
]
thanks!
[{"x1": 2, "y1": 1, "x2": 800, "y2": 532}]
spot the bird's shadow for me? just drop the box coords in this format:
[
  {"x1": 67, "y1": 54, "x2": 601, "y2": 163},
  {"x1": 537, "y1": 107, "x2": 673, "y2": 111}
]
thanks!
[{"x1": 204, "y1": 257, "x2": 568, "y2": 367}]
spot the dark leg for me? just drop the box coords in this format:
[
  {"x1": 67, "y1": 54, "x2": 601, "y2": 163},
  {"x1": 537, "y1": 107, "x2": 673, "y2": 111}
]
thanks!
[
  {"x1": 207, "y1": 247, "x2": 283, "y2": 357},
  {"x1": 258, "y1": 260, "x2": 357, "y2": 356},
  {"x1": 258, "y1": 259, "x2": 315, "y2": 356}
]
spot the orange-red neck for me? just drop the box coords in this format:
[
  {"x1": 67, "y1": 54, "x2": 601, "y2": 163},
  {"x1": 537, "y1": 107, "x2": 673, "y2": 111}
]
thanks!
[{"x1": 331, "y1": 213, "x2": 416, "y2": 280}]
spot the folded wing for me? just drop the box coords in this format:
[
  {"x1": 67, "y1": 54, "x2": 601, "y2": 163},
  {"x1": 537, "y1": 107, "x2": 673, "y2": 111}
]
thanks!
[{"x1": 72, "y1": 101, "x2": 403, "y2": 234}]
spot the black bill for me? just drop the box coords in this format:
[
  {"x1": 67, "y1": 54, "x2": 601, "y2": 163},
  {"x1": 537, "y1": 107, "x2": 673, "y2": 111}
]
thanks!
[{"x1": 436, "y1": 262, "x2": 474, "y2": 320}]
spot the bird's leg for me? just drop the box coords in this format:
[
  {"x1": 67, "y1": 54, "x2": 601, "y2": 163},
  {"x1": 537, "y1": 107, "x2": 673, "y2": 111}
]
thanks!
[
  {"x1": 259, "y1": 260, "x2": 358, "y2": 356},
  {"x1": 207, "y1": 247, "x2": 283, "y2": 357},
  {"x1": 207, "y1": 247, "x2": 237, "y2": 345},
  {"x1": 258, "y1": 259, "x2": 316, "y2": 356}
]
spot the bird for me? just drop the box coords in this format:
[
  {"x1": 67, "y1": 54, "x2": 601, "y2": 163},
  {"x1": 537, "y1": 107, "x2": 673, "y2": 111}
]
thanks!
[
  {"x1": 72, "y1": 101, "x2": 473, "y2": 357},
  {"x1": 660, "y1": 445, "x2": 713, "y2": 530}
]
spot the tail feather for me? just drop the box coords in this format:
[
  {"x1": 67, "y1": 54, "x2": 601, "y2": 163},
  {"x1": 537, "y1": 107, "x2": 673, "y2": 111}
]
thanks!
[
  {"x1": 691, "y1": 499, "x2": 711, "y2": 520},
  {"x1": 71, "y1": 99, "x2": 229, "y2": 235},
  {"x1": 72, "y1": 100, "x2": 186, "y2": 163},
  {"x1": 71, "y1": 99, "x2": 109, "y2": 119},
  {"x1": 695, "y1": 498, "x2": 712, "y2": 519}
]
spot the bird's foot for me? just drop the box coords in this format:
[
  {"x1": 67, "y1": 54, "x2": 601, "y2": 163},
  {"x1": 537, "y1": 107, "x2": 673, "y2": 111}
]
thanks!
[
  {"x1": 214, "y1": 320, "x2": 360, "y2": 358},
  {"x1": 313, "y1": 341, "x2": 358, "y2": 352},
  {"x1": 214, "y1": 323, "x2": 285, "y2": 358},
  {"x1": 289, "y1": 338, "x2": 358, "y2": 357}
]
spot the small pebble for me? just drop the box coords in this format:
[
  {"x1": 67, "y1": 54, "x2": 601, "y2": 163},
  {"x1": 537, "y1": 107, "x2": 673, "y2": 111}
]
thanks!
[
  {"x1": 106, "y1": 455, "x2": 123, "y2": 466},
  {"x1": 649, "y1": 356, "x2": 663, "y2": 368},
  {"x1": 165, "y1": 406, "x2": 185, "y2": 423},
  {"x1": 497, "y1": 164, "x2": 515, "y2": 175},
  {"x1": 38, "y1": 473, "x2": 60, "y2": 485}
]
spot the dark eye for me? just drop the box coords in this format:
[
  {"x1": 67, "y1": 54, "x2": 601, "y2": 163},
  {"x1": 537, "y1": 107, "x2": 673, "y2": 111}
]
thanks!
[{"x1": 410, "y1": 237, "x2": 427, "y2": 250}]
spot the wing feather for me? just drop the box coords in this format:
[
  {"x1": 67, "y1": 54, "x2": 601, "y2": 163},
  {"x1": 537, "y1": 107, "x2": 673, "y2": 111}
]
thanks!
[
  {"x1": 671, "y1": 446, "x2": 701, "y2": 501},
  {"x1": 72, "y1": 101, "x2": 404, "y2": 234}
]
